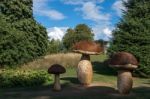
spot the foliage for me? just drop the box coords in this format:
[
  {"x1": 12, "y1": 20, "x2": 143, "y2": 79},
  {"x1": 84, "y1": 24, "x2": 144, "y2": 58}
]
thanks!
[
  {"x1": 47, "y1": 39, "x2": 64, "y2": 54},
  {"x1": 95, "y1": 39, "x2": 108, "y2": 46},
  {"x1": 0, "y1": 69, "x2": 51, "y2": 88},
  {"x1": 0, "y1": 0, "x2": 32, "y2": 21},
  {"x1": 108, "y1": 0, "x2": 150, "y2": 77},
  {"x1": 63, "y1": 24, "x2": 94, "y2": 50},
  {"x1": 95, "y1": 39, "x2": 109, "y2": 50},
  {"x1": 0, "y1": 0, "x2": 48, "y2": 67}
]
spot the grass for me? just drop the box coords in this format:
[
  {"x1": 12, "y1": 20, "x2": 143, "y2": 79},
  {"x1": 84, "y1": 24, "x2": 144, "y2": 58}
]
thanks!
[
  {"x1": 0, "y1": 53, "x2": 150, "y2": 99},
  {"x1": 21, "y1": 53, "x2": 81, "y2": 70}
]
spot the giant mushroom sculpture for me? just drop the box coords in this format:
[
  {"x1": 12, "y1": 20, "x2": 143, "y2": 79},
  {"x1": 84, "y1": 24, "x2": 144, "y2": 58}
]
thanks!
[
  {"x1": 48, "y1": 64, "x2": 66, "y2": 91},
  {"x1": 109, "y1": 52, "x2": 138, "y2": 94},
  {"x1": 73, "y1": 40, "x2": 103, "y2": 85}
]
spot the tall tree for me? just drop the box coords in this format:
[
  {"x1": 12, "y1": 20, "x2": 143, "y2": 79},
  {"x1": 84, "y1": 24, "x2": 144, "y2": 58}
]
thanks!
[
  {"x1": 0, "y1": 0, "x2": 48, "y2": 67},
  {"x1": 108, "y1": 0, "x2": 150, "y2": 77},
  {"x1": 63, "y1": 24, "x2": 94, "y2": 50}
]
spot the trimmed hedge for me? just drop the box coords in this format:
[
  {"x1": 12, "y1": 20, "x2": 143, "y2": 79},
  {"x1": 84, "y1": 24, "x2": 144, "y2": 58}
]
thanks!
[{"x1": 0, "y1": 69, "x2": 51, "y2": 88}]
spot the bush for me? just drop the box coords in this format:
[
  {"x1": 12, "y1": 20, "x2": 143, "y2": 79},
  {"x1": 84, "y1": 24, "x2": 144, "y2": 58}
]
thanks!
[{"x1": 0, "y1": 69, "x2": 51, "y2": 88}]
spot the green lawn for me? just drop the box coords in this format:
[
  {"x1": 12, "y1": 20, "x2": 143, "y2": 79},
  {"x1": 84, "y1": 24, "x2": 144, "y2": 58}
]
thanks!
[{"x1": 0, "y1": 54, "x2": 150, "y2": 99}]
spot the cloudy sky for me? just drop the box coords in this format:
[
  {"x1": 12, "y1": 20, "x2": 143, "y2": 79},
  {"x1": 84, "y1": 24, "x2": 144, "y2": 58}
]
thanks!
[{"x1": 33, "y1": 0, "x2": 126, "y2": 41}]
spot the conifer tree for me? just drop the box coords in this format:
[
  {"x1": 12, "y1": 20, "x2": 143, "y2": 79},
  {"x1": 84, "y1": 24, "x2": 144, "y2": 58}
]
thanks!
[
  {"x1": 0, "y1": 0, "x2": 48, "y2": 67},
  {"x1": 108, "y1": 0, "x2": 150, "y2": 77}
]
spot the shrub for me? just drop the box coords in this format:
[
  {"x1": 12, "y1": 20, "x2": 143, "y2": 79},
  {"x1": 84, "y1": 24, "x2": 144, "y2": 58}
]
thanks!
[{"x1": 0, "y1": 69, "x2": 51, "y2": 88}]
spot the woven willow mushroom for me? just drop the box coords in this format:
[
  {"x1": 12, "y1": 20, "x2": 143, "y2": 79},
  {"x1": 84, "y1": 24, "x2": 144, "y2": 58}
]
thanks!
[
  {"x1": 109, "y1": 52, "x2": 138, "y2": 94},
  {"x1": 73, "y1": 40, "x2": 103, "y2": 85},
  {"x1": 48, "y1": 64, "x2": 66, "y2": 91}
]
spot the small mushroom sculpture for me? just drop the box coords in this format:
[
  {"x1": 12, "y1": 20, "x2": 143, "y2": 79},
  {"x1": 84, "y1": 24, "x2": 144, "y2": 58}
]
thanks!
[
  {"x1": 109, "y1": 52, "x2": 138, "y2": 94},
  {"x1": 73, "y1": 40, "x2": 103, "y2": 85},
  {"x1": 48, "y1": 64, "x2": 66, "y2": 91}
]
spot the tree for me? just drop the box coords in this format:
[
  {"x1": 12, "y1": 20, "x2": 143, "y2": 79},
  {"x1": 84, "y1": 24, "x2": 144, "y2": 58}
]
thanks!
[
  {"x1": 0, "y1": 0, "x2": 48, "y2": 67},
  {"x1": 95, "y1": 39, "x2": 108, "y2": 47},
  {"x1": 63, "y1": 24, "x2": 94, "y2": 50},
  {"x1": 108, "y1": 0, "x2": 150, "y2": 77},
  {"x1": 47, "y1": 39, "x2": 64, "y2": 54},
  {"x1": 95, "y1": 39, "x2": 109, "y2": 54}
]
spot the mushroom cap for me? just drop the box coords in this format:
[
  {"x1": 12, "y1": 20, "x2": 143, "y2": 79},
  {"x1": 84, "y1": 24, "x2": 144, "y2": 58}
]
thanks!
[
  {"x1": 109, "y1": 52, "x2": 138, "y2": 70},
  {"x1": 48, "y1": 64, "x2": 66, "y2": 74},
  {"x1": 73, "y1": 40, "x2": 103, "y2": 55}
]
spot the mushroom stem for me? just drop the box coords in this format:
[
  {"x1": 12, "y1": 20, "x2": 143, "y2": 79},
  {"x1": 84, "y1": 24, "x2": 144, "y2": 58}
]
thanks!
[
  {"x1": 117, "y1": 70, "x2": 133, "y2": 94},
  {"x1": 53, "y1": 74, "x2": 61, "y2": 91},
  {"x1": 77, "y1": 54, "x2": 93, "y2": 85}
]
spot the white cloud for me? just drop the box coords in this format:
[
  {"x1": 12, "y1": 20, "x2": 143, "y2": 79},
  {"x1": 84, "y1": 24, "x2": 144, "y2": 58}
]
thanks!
[
  {"x1": 92, "y1": 23, "x2": 113, "y2": 41},
  {"x1": 61, "y1": 0, "x2": 109, "y2": 22},
  {"x1": 33, "y1": 0, "x2": 49, "y2": 12},
  {"x1": 47, "y1": 27, "x2": 68, "y2": 40},
  {"x1": 79, "y1": 2, "x2": 110, "y2": 21},
  {"x1": 38, "y1": 10, "x2": 66, "y2": 20},
  {"x1": 33, "y1": 0, "x2": 66, "y2": 20},
  {"x1": 103, "y1": 28, "x2": 112, "y2": 38},
  {"x1": 112, "y1": 0, "x2": 127, "y2": 16},
  {"x1": 33, "y1": 0, "x2": 48, "y2": 9},
  {"x1": 61, "y1": 0, "x2": 104, "y2": 5}
]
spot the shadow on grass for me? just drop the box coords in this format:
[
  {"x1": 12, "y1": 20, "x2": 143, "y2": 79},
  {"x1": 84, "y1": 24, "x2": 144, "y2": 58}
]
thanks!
[
  {"x1": 132, "y1": 86, "x2": 150, "y2": 93},
  {"x1": 0, "y1": 84, "x2": 117, "y2": 99},
  {"x1": 61, "y1": 77, "x2": 80, "y2": 85},
  {"x1": 92, "y1": 61, "x2": 117, "y2": 76},
  {"x1": 1, "y1": 84, "x2": 150, "y2": 99}
]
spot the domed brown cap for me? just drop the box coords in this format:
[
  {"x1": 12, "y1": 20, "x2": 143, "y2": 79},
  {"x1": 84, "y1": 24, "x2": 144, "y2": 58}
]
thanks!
[
  {"x1": 109, "y1": 52, "x2": 138, "y2": 70},
  {"x1": 73, "y1": 40, "x2": 103, "y2": 55},
  {"x1": 48, "y1": 64, "x2": 66, "y2": 74}
]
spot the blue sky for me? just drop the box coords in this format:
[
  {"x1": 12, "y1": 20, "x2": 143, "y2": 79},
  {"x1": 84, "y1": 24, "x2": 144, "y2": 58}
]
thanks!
[{"x1": 33, "y1": 0, "x2": 126, "y2": 41}]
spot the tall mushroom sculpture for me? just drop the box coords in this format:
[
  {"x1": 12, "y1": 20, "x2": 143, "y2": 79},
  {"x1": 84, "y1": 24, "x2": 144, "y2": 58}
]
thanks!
[
  {"x1": 109, "y1": 52, "x2": 138, "y2": 94},
  {"x1": 73, "y1": 40, "x2": 103, "y2": 85},
  {"x1": 48, "y1": 64, "x2": 66, "y2": 91}
]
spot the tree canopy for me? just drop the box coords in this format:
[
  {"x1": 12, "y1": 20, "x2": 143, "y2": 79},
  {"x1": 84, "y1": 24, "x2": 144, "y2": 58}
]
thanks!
[
  {"x1": 108, "y1": 0, "x2": 150, "y2": 77},
  {"x1": 63, "y1": 24, "x2": 94, "y2": 50}
]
